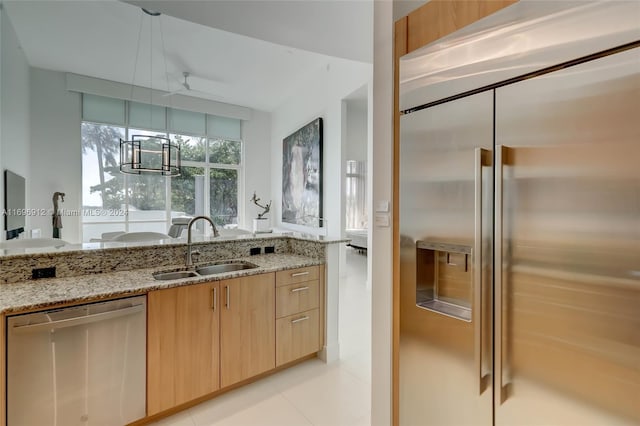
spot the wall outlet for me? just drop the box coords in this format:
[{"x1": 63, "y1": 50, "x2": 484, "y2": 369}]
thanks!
[
  {"x1": 264, "y1": 246, "x2": 275, "y2": 254},
  {"x1": 32, "y1": 267, "x2": 56, "y2": 279},
  {"x1": 250, "y1": 247, "x2": 261, "y2": 256}
]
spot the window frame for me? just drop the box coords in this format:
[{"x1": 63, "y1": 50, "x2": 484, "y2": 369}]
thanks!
[{"x1": 81, "y1": 98, "x2": 243, "y2": 241}]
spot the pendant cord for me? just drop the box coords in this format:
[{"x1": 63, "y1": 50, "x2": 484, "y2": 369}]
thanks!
[
  {"x1": 129, "y1": 13, "x2": 144, "y2": 102},
  {"x1": 158, "y1": 16, "x2": 171, "y2": 105},
  {"x1": 149, "y1": 11, "x2": 153, "y2": 124}
]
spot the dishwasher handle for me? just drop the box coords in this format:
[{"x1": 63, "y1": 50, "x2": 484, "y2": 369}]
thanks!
[{"x1": 11, "y1": 304, "x2": 145, "y2": 334}]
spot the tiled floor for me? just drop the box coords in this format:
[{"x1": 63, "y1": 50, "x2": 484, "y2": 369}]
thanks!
[{"x1": 151, "y1": 248, "x2": 371, "y2": 426}]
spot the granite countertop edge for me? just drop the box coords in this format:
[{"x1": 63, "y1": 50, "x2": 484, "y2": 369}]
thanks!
[
  {"x1": 0, "y1": 234, "x2": 349, "y2": 259},
  {"x1": 0, "y1": 254, "x2": 323, "y2": 315}
]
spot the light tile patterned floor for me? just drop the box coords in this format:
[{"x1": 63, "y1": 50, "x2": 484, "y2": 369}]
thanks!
[{"x1": 151, "y1": 248, "x2": 371, "y2": 426}]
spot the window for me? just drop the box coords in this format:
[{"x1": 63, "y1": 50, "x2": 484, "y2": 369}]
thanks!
[
  {"x1": 81, "y1": 95, "x2": 242, "y2": 242},
  {"x1": 170, "y1": 135, "x2": 241, "y2": 227},
  {"x1": 345, "y1": 160, "x2": 367, "y2": 230}
]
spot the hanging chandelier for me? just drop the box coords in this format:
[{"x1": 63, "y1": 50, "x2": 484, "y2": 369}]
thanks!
[
  {"x1": 120, "y1": 8, "x2": 181, "y2": 176},
  {"x1": 120, "y1": 134, "x2": 181, "y2": 176}
]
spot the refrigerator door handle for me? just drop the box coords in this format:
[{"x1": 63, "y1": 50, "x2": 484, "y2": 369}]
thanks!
[
  {"x1": 495, "y1": 145, "x2": 513, "y2": 404},
  {"x1": 474, "y1": 148, "x2": 491, "y2": 395}
]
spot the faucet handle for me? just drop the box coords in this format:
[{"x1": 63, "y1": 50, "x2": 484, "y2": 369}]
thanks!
[{"x1": 191, "y1": 250, "x2": 201, "y2": 264}]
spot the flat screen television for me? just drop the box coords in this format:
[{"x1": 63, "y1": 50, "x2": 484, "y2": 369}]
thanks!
[{"x1": 4, "y1": 170, "x2": 26, "y2": 240}]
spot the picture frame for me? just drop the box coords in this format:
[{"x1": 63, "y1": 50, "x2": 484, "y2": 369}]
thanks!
[{"x1": 282, "y1": 118, "x2": 323, "y2": 226}]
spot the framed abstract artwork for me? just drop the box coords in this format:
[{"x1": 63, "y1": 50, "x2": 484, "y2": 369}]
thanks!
[{"x1": 282, "y1": 118, "x2": 323, "y2": 226}]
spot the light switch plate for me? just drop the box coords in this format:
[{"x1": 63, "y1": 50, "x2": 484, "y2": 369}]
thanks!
[
  {"x1": 376, "y1": 201, "x2": 390, "y2": 213},
  {"x1": 375, "y1": 213, "x2": 390, "y2": 227}
]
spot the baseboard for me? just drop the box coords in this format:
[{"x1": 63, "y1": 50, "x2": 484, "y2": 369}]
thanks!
[{"x1": 318, "y1": 341, "x2": 340, "y2": 363}]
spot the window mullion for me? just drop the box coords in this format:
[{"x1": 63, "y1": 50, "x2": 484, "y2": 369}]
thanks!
[
  {"x1": 124, "y1": 126, "x2": 130, "y2": 232},
  {"x1": 207, "y1": 163, "x2": 240, "y2": 171},
  {"x1": 204, "y1": 164, "x2": 211, "y2": 233},
  {"x1": 124, "y1": 102, "x2": 129, "y2": 232},
  {"x1": 166, "y1": 130, "x2": 172, "y2": 231},
  {"x1": 238, "y1": 163, "x2": 244, "y2": 229}
]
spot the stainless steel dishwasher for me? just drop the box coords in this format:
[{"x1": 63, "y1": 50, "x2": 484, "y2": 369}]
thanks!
[{"x1": 7, "y1": 296, "x2": 146, "y2": 426}]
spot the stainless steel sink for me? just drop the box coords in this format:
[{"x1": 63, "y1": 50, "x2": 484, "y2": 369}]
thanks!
[
  {"x1": 196, "y1": 263, "x2": 257, "y2": 276},
  {"x1": 153, "y1": 262, "x2": 258, "y2": 281},
  {"x1": 153, "y1": 271, "x2": 199, "y2": 280}
]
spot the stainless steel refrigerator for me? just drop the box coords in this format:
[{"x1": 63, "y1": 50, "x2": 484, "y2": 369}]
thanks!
[{"x1": 398, "y1": 3, "x2": 640, "y2": 425}]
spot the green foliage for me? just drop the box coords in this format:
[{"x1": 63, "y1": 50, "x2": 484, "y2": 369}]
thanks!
[
  {"x1": 210, "y1": 139, "x2": 241, "y2": 164},
  {"x1": 82, "y1": 122, "x2": 121, "y2": 207},
  {"x1": 92, "y1": 165, "x2": 124, "y2": 209},
  {"x1": 171, "y1": 166, "x2": 204, "y2": 215},
  {"x1": 210, "y1": 168, "x2": 238, "y2": 226},
  {"x1": 81, "y1": 122, "x2": 121, "y2": 160},
  {"x1": 174, "y1": 134, "x2": 206, "y2": 162}
]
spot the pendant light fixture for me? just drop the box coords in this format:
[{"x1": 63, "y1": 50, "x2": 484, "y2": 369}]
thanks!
[{"x1": 120, "y1": 8, "x2": 181, "y2": 176}]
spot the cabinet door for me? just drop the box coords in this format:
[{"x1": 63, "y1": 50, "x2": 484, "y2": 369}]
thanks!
[
  {"x1": 276, "y1": 279, "x2": 319, "y2": 318},
  {"x1": 220, "y1": 273, "x2": 275, "y2": 387},
  {"x1": 147, "y1": 282, "x2": 220, "y2": 415},
  {"x1": 276, "y1": 308, "x2": 320, "y2": 366},
  {"x1": 276, "y1": 265, "x2": 319, "y2": 286}
]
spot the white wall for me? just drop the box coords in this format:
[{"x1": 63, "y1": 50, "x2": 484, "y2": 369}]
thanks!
[
  {"x1": 371, "y1": 0, "x2": 394, "y2": 425},
  {"x1": 29, "y1": 67, "x2": 82, "y2": 243},
  {"x1": 393, "y1": 0, "x2": 429, "y2": 21},
  {"x1": 270, "y1": 59, "x2": 372, "y2": 238},
  {"x1": 1, "y1": 7, "x2": 31, "y2": 239},
  {"x1": 370, "y1": 3, "x2": 429, "y2": 423},
  {"x1": 1, "y1": 7, "x2": 3, "y2": 238},
  {"x1": 0, "y1": 7, "x2": 2, "y2": 231},
  {"x1": 345, "y1": 99, "x2": 368, "y2": 162},
  {"x1": 67, "y1": 73, "x2": 252, "y2": 121},
  {"x1": 270, "y1": 57, "x2": 371, "y2": 362},
  {"x1": 242, "y1": 109, "x2": 272, "y2": 228}
]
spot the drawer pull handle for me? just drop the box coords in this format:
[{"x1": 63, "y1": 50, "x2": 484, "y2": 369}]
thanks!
[
  {"x1": 291, "y1": 271, "x2": 310, "y2": 277},
  {"x1": 290, "y1": 286, "x2": 309, "y2": 293},
  {"x1": 291, "y1": 316, "x2": 309, "y2": 324}
]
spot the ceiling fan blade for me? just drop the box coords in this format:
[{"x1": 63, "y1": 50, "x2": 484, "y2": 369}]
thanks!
[
  {"x1": 162, "y1": 71, "x2": 192, "y2": 97},
  {"x1": 161, "y1": 87, "x2": 186, "y2": 97},
  {"x1": 161, "y1": 72, "x2": 228, "y2": 100}
]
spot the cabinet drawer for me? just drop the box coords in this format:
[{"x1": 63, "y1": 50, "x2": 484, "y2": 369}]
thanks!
[
  {"x1": 276, "y1": 309, "x2": 320, "y2": 366},
  {"x1": 276, "y1": 280, "x2": 319, "y2": 318},
  {"x1": 276, "y1": 266, "x2": 319, "y2": 287}
]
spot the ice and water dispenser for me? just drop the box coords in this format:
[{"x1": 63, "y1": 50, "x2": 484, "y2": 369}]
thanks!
[{"x1": 415, "y1": 241, "x2": 472, "y2": 322}]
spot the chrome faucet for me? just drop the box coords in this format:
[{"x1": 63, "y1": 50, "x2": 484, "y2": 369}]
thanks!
[{"x1": 185, "y1": 216, "x2": 219, "y2": 268}]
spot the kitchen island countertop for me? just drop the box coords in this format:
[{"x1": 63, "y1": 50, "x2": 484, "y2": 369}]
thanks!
[{"x1": 0, "y1": 253, "x2": 322, "y2": 315}]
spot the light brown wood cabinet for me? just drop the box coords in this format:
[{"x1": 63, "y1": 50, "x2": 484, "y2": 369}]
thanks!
[
  {"x1": 276, "y1": 280, "x2": 320, "y2": 318},
  {"x1": 276, "y1": 265, "x2": 320, "y2": 286},
  {"x1": 275, "y1": 266, "x2": 321, "y2": 366},
  {"x1": 146, "y1": 267, "x2": 321, "y2": 418},
  {"x1": 147, "y1": 281, "x2": 220, "y2": 416},
  {"x1": 220, "y1": 273, "x2": 276, "y2": 387},
  {"x1": 276, "y1": 308, "x2": 320, "y2": 366}
]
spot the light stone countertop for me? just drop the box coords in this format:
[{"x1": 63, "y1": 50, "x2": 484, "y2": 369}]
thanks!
[
  {"x1": 0, "y1": 253, "x2": 323, "y2": 315},
  {"x1": 0, "y1": 232, "x2": 349, "y2": 257}
]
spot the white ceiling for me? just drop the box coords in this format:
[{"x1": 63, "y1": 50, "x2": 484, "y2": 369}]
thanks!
[
  {"x1": 4, "y1": 0, "x2": 373, "y2": 112},
  {"x1": 124, "y1": 0, "x2": 373, "y2": 63}
]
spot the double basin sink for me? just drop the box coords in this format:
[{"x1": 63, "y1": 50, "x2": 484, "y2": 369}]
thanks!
[{"x1": 153, "y1": 262, "x2": 258, "y2": 281}]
